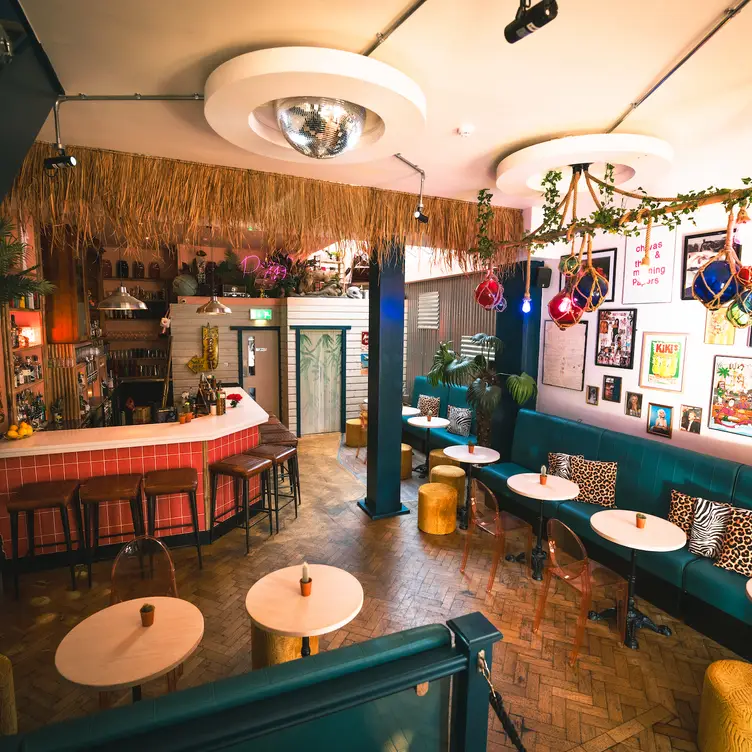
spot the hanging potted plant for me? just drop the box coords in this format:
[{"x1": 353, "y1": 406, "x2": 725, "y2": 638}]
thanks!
[{"x1": 427, "y1": 333, "x2": 536, "y2": 447}]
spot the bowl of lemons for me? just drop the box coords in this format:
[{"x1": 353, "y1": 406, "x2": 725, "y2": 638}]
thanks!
[{"x1": 5, "y1": 422, "x2": 34, "y2": 440}]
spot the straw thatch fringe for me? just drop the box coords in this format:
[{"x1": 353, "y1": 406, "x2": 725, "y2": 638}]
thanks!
[{"x1": 3, "y1": 143, "x2": 523, "y2": 268}]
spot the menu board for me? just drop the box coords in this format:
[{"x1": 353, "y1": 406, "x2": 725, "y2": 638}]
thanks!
[{"x1": 542, "y1": 320, "x2": 588, "y2": 391}]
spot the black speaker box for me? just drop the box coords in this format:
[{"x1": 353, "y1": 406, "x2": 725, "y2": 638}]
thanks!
[{"x1": 535, "y1": 266, "x2": 552, "y2": 288}]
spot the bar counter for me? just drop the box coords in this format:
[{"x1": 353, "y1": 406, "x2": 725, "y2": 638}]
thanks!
[{"x1": 0, "y1": 390, "x2": 269, "y2": 558}]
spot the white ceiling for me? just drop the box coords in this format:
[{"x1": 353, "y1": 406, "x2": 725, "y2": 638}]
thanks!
[{"x1": 25, "y1": 0, "x2": 752, "y2": 209}]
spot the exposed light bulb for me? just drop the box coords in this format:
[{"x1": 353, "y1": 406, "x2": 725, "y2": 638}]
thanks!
[{"x1": 521, "y1": 297, "x2": 532, "y2": 314}]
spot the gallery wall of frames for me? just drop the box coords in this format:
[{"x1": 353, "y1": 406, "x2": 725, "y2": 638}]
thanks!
[{"x1": 537, "y1": 203, "x2": 752, "y2": 463}]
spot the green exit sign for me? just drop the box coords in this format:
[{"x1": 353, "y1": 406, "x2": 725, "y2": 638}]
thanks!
[{"x1": 250, "y1": 308, "x2": 273, "y2": 321}]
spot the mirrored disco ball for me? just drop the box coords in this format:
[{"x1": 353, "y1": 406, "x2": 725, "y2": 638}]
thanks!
[{"x1": 275, "y1": 97, "x2": 366, "y2": 159}]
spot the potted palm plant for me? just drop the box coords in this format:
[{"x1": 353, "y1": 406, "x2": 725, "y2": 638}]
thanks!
[
  {"x1": 427, "y1": 333, "x2": 536, "y2": 447},
  {"x1": 0, "y1": 218, "x2": 54, "y2": 303}
]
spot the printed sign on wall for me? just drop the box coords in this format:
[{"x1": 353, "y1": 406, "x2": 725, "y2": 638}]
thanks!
[
  {"x1": 622, "y1": 225, "x2": 675, "y2": 304},
  {"x1": 360, "y1": 331, "x2": 369, "y2": 375}
]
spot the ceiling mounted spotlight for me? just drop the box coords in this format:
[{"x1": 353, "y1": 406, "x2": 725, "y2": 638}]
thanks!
[
  {"x1": 395, "y1": 153, "x2": 428, "y2": 225},
  {"x1": 0, "y1": 24, "x2": 13, "y2": 65},
  {"x1": 504, "y1": 0, "x2": 558, "y2": 44},
  {"x1": 44, "y1": 100, "x2": 77, "y2": 177},
  {"x1": 275, "y1": 97, "x2": 366, "y2": 159}
]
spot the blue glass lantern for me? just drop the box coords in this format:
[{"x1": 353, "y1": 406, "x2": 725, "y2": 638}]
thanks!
[
  {"x1": 692, "y1": 259, "x2": 740, "y2": 309},
  {"x1": 572, "y1": 268, "x2": 609, "y2": 312},
  {"x1": 737, "y1": 289, "x2": 752, "y2": 314}
]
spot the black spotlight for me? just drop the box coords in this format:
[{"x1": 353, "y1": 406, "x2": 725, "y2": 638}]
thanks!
[
  {"x1": 504, "y1": 0, "x2": 558, "y2": 44},
  {"x1": 414, "y1": 207, "x2": 429, "y2": 224},
  {"x1": 43, "y1": 149, "x2": 77, "y2": 176}
]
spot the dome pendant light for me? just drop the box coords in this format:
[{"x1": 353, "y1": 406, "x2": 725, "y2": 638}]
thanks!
[
  {"x1": 196, "y1": 294, "x2": 232, "y2": 315},
  {"x1": 98, "y1": 284, "x2": 148, "y2": 311}
]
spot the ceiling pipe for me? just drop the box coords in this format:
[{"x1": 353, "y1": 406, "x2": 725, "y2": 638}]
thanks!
[
  {"x1": 362, "y1": 0, "x2": 432, "y2": 56},
  {"x1": 58, "y1": 93, "x2": 203, "y2": 102},
  {"x1": 608, "y1": 0, "x2": 751, "y2": 132}
]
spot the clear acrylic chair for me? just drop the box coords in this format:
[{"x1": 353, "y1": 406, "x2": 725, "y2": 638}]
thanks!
[
  {"x1": 460, "y1": 479, "x2": 533, "y2": 591},
  {"x1": 533, "y1": 519, "x2": 626, "y2": 665},
  {"x1": 110, "y1": 535, "x2": 178, "y2": 605},
  {"x1": 355, "y1": 408, "x2": 368, "y2": 465}
]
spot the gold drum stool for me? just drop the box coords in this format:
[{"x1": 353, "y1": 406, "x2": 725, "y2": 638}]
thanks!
[
  {"x1": 428, "y1": 448, "x2": 462, "y2": 474},
  {"x1": 401, "y1": 444, "x2": 413, "y2": 480},
  {"x1": 418, "y1": 483, "x2": 457, "y2": 535},
  {"x1": 698, "y1": 660, "x2": 752, "y2": 752},
  {"x1": 345, "y1": 418, "x2": 366, "y2": 447},
  {"x1": 430, "y1": 465, "x2": 466, "y2": 508}
]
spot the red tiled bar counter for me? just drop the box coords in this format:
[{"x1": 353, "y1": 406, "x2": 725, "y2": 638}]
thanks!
[{"x1": 0, "y1": 390, "x2": 268, "y2": 557}]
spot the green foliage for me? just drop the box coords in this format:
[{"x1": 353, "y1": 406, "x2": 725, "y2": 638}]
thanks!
[
  {"x1": 540, "y1": 170, "x2": 563, "y2": 234},
  {"x1": 140, "y1": 603, "x2": 155, "y2": 612},
  {"x1": 0, "y1": 218, "x2": 54, "y2": 303},
  {"x1": 468, "y1": 189, "x2": 497, "y2": 261}
]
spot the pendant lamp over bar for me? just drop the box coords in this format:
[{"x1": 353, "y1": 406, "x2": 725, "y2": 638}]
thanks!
[
  {"x1": 196, "y1": 294, "x2": 232, "y2": 315},
  {"x1": 98, "y1": 284, "x2": 147, "y2": 311}
]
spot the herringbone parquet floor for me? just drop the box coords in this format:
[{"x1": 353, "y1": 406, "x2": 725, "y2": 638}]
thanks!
[{"x1": 0, "y1": 434, "x2": 739, "y2": 751}]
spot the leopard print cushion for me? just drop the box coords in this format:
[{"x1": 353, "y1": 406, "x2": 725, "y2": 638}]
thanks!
[
  {"x1": 668, "y1": 490, "x2": 697, "y2": 535},
  {"x1": 570, "y1": 456, "x2": 617, "y2": 507},
  {"x1": 715, "y1": 508, "x2": 752, "y2": 577},
  {"x1": 548, "y1": 452, "x2": 584, "y2": 481},
  {"x1": 417, "y1": 394, "x2": 441, "y2": 417}
]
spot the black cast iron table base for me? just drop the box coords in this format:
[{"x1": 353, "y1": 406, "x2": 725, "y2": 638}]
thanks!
[
  {"x1": 301, "y1": 636, "x2": 311, "y2": 657},
  {"x1": 530, "y1": 502, "x2": 547, "y2": 581}
]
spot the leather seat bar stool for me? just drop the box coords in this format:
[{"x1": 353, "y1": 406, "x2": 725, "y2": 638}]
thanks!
[
  {"x1": 144, "y1": 468, "x2": 202, "y2": 569},
  {"x1": 79, "y1": 474, "x2": 144, "y2": 587},
  {"x1": 259, "y1": 422, "x2": 298, "y2": 485},
  {"x1": 209, "y1": 454, "x2": 273, "y2": 554},
  {"x1": 244, "y1": 444, "x2": 300, "y2": 532},
  {"x1": 8, "y1": 480, "x2": 81, "y2": 598}
]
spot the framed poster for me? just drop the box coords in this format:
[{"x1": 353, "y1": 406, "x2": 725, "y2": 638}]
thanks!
[
  {"x1": 559, "y1": 247, "x2": 617, "y2": 302},
  {"x1": 625, "y1": 391, "x2": 643, "y2": 418},
  {"x1": 639, "y1": 332, "x2": 688, "y2": 393},
  {"x1": 680, "y1": 405, "x2": 702, "y2": 434},
  {"x1": 709, "y1": 355, "x2": 752, "y2": 439},
  {"x1": 602, "y1": 375, "x2": 622, "y2": 403},
  {"x1": 622, "y1": 225, "x2": 675, "y2": 304},
  {"x1": 586, "y1": 385, "x2": 599, "y2": 405},
  {"x1": 647, "y1": 403, "x2": 674, "y2": 438},
  {"x1": 542, "y1": 320, "x2": 588, "y2": 391},
  {"x1": 681, "y1": 229, "x2": 742, "y2": 300},
  {"x1": 594, "y1": 308, "x2": 637, "y2": 369},
  {"x1": 704, "y1": 308, "x2": 736, "y2": 346}
]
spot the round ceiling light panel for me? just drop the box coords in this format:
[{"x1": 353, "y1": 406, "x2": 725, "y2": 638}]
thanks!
[
  {"x1": 204, "y1": 47, "x2": 427, "y2": 164},
  {"x1": 495, "y1": 134, "x2": 673, "y2": 199}
]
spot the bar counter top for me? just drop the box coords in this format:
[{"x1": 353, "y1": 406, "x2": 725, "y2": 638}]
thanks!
[{"x1": 0, "y1": 389, "x2": 268, "y2": 458}]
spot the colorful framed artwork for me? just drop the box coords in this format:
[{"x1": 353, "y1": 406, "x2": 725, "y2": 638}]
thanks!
[
  {"x1": 594, "y1": 308, "x2": 637, "y2": 369},
  {"x1": 681, "y1": 229, "x2": 742, "y2": 300},
  {"x1": 586, "y1": 385, "x2": 599, "y2": 406},
  {"x1": 647, "y1": 403, "x2": 673, "y2": 438},
  {"x1": 622, "y1": 225, "x2": 675, "y2": 304},
  {"x1": 542, "y1": 320, "x2": 588, "y2": 391},
  {"x1": 709, "y1": 356, "x2": 752, "y2": 439},
  {"x1": 625, "y1": 391, "x2": 643, "y2": 418},
  {"x1": 602, "y1": 375, "x2": 622, "y2": 403},
  {"x1": 559, "y1": 247, "x2": 617, "y2": 302},
  {"x1": 639, "y1": 332, "x2": 688, "y2": 393},
  {"x1": 704, "y1": 308, "x2": 736, "y2": 346},
  {"x1": 680, "y1": 405, "x2": 702, "y2": 434}
]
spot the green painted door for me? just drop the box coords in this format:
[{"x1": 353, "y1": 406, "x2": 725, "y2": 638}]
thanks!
[{"x1": 299, "y1": 329, "x2": 342, "y2": 435}]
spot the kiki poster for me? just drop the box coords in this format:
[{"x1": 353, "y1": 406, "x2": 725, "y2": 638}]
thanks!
[
  {"x1": 639, "y1": 332, "x2": 687, "y2": 393},
  {"x1": 710, "y1": 356, "x2": 752, "y2": 438}
]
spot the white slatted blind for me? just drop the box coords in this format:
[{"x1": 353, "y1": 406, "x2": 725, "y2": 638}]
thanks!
[
  {"x1": 460, "y1": 335, "x2": 495, "y2": 362},
  {"x1": 417, "y1": 291, "x2": 439, "y2": 330}
]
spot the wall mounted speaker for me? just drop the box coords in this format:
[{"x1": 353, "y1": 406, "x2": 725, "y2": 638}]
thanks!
[{"x1": 535, "y1": 266, "x2": 552, "y2": 288}]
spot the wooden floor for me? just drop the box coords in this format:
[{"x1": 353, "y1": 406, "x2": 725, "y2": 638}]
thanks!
[{"x1": 0, "y1": 433, "x2": 738, "y2": 751}]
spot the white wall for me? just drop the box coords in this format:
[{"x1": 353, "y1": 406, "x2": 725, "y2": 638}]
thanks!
[{"x1": 536, "y1": 203, "x2": 752, "y2": 464}]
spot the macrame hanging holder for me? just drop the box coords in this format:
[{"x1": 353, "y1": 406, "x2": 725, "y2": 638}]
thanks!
[{"x1": 692, "y1": 211, "x2": 742, "y2": 311}]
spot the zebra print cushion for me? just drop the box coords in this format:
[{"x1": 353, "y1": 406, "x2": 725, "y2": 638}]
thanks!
[
  {"x1": 417, "y1": 395, "x2": 441, "y2": 418},
  {"x1": 688, "y1": 497, "x2": 733, "y2": 558},
  {"x1": 715, "y1": 508, "x2": 752, "y2": 577},
  {"x1": 668, "y1": 490, "x2": 697, "y2": 535},
  {"x1": 447, "y1": 405, "x2": 473, "y2": 437},
  {"x1": 547, "y1": 452, "x2": 584, "y2": 481}
]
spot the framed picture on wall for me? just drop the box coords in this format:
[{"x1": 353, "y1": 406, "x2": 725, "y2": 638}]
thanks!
[
  {"x1": 680, "y1": 405, "x2": 702, "y2": 434},
  {"x1": 704, "y1": 308, "x2": 736, "y2": 346},
  {"x1": 647, "y1": 403, "x2": 673, "y2": 438},
  {"x1": 625, "y1": 391, "x2": 643, "y2": 418},
  {"x1": 602, "y1": 375, "x2": 622, "y2": 403},
  {"x1": 708, "y1": 355, "x2": 752, "y2": 439},
  {"x1": 586, "y1": 385, "x2": 599, "y2": 405},
  {"x1": 639, "y1": 332, "x2": 688, "y2": 393},
  {"x1": 559, "y1": 247, "x2": 617, "y2": 302},
  {"x1": 622, "y1": 225, "x2": 675, "y2": 304},
  {"x1": 681, "y1": 229, "x2": 742, "y2": 300},
  {"x1": 594, "y1": 308, "x2": 637, "y2": 369},
  {"x1": 542, "y1": 320, "x2": 588, "y2": 391}
]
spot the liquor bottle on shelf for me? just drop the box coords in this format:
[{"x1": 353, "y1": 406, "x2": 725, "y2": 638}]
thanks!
[{"x1": 9, "y1": 315, "x2": 18, "y2": 349}]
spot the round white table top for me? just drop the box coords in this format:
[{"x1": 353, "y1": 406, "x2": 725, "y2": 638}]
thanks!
[
  {"x1": 55, "y1": 597, "x2": 204, "y2": 691},
  {"x1": 245, "y1": 564, "x2": 364, "y2": 638},
  {"x1": 507, "y1": 472, "x2": 579, "y2": 501},
  {"x1": 444, "y1": 445, "x2": 500, "y2": 465},
  {"x1": 402, "y1": 406, "x2": 421, "y2": 417},
  {"x1": 747, "y1": 579, "x2": 752, "y2": 602},
  {"x1": 407, "y1": 415, "x2": 450, "y2": 429},
  {"x1": 590, "y1": 509, "x2": 687, "y2": 553}
]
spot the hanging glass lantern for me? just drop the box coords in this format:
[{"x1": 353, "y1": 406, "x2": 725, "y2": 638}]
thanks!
[
  {"x1": 736, "y1": 265, "x2": 752, "y2": 290},
  {"x1": 692, "y1": 259, "x2": 740, "y2": 309},
  {"x1": 571, "y1": 267, "x2": 609, "y2": 312},
  {"x1": 736, "y1": 289, "x2": 752, "y2": 314},
  {"x1": 558, "y1": 254, "x2": 581, "y2": 277},
  {"x1": 474, "y1": 272, "x2": 503, "y2": 310},
  {"x1": 548, "y1": 290, "x2": 584, "y2": 330},
  {"x1": 726, "y1": 299, "x2": 752, "y2": 328}
]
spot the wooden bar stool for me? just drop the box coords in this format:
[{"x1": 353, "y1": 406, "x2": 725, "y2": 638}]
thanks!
[
  {"x1": 8, "y1": 480, "x2": 81, "y2": 598},
  {"x1": 143, "y1": 468, "x2": 202, "y2": 569},
  {"x1": 79, "y1": 474, "x2": 144, "y2": 587},
  {"x1": 259, "y1": 423, "x2": 298, "y2": 485},
  {"x1": 209, "y1": 454, "x2": 273, "y2": 554},
  {"x1": 244, "y1": 444, "x2": 300, "y2": 532}
]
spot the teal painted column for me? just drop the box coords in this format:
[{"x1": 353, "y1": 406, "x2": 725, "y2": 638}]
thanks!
[{"x1": 358, "y1": 246, "x2": 409, "y2": 520}]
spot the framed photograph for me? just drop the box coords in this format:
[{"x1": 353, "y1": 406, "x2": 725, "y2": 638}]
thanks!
[
  {"x1": 625, "y1": 391, "x2": 643, "y2": 418},
  {"x1": 680, "y1": 405, "x2": 702, "y2": 434},
  {"x1": 559, "y1": 247, "x2": 617, "y2": 302},
  {"x1": 622, "y1": 226, "x2": 675, "y2": 304},
  {"x1": 704, "y1": 308, "x2": 736, "y2": 346},
  {"x1": 708, "y1": 355, "x2": 752, "y2": 439},
  {"x1": 586, "y1": 385, "x2": 599, "y2": 406},
  {"x1": 602, "y1": 374, "x2": 622, "y2": 403},
  {"x1": 681, "y1": 229, "x2": 742, "y2": 301},
  {"x1": 595, "y1": 308, "x2": 637, "y2": 369},
  {"x1": 639, "y1": 332, "x2": 688, "y2": 393},
  {"x1": 647, "y1": 403, "x2": 673, "y2": 438},
  {"x1": 542, "y1": 320, "x2": 588, "y2": 391}
]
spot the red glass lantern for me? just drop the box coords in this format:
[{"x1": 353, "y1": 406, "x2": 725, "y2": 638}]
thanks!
[
  {"x1": 737, "y1": 266, "x2": 752, "y2": 289},
  {"x1": 474, "y1": 273, "x2": 502, "y2": 310},
  {"x1": 548, "y1": 290, "x2": 584, "y2": 330}
]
